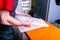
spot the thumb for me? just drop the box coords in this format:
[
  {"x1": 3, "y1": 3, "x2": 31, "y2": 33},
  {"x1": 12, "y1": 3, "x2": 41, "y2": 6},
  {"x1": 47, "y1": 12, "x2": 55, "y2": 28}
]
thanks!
[
  {"x1": 22, "y1": 22, "x2": 31, "y2": 27},
  {"x1": 7, "y1": 16, "x2": 31, "y2": 26},
  {"x1": 7, "y1": 16, "x2": 23, "y2": 26}
]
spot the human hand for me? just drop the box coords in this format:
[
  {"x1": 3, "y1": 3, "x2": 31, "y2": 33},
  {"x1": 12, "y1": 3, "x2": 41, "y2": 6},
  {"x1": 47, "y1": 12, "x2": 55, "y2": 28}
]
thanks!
[
  {"x1": 0, "y1": 11, "x2": 31, "y2": 27},
  {"x1": 15, "y1": 10, "x2": 32, "y2": 17}
]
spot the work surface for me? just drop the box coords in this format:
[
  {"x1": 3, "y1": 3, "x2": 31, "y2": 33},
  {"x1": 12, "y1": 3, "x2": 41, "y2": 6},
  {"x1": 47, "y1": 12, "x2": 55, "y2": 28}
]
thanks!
[{"x1": 25, "y1": 21, "x2": 60, "y2": 40}]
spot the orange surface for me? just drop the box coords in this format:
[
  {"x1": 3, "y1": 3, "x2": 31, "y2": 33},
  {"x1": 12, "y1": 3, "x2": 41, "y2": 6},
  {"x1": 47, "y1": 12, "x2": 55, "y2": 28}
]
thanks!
[{"x1": 26, "y1": 21, "x2": 60, "y2": 40}]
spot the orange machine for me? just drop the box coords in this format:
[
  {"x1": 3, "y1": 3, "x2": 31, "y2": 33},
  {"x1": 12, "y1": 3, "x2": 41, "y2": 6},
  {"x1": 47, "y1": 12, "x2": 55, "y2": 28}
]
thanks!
[{"x1": 25, "y1": 21, "x2": 60, "y2": 40}]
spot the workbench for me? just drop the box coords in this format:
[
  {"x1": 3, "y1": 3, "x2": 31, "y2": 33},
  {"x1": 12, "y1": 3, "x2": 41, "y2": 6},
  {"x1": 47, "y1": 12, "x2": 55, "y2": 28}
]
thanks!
[{"x1": 25, "y1": 21, "x2": 60, "y2": 40}]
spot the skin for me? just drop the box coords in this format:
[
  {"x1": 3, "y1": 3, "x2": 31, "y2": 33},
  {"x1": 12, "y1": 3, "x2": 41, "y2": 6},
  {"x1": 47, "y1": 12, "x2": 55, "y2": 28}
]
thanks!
[{"x1": 0, "y1": 10, "x2": 32, "y2": 27}]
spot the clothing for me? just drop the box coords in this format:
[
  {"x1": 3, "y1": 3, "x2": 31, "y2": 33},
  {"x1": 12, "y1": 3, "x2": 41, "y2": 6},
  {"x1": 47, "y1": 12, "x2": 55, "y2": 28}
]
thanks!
[
  {"x1": 0, "y1": 24, "x2": 14, "y2": 40},
  {"x1": 0, "y1": 0, "x2": 14, "y2": 12},
  {"x1": 0, "y1": 0, "x2": 18, "y2": 40}
]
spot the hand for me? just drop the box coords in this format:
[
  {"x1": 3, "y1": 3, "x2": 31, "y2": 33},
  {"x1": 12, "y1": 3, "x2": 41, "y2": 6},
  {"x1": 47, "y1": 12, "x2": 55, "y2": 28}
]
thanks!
[
  {"x1": 15, "y1": 10, "x2": 32, "y2": 17},
  {"x1": 0, "y1": 10, "x2": 31, "y2": 27}
]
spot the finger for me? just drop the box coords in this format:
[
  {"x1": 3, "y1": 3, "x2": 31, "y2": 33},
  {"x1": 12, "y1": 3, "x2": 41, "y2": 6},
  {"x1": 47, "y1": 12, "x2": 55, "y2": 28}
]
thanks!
[
  {"x1": 22, "y1": 22, "x2": 31, "y2": 27},
  {"x1": 7, "y1": 21, "x2": 31, "y2": 27},
  {"x1": 16, "y1": 13, "x2": 32, "y2": 17},
  {"x1": 7, "y1": 16, "x2": 24, "y2": 26},
  {"x1": 22, "y1": 20, "x2": 33, "y2": 27},
  {"x1": 8, "y1": 16, "x2": 31, "y2": 27},
  {"x1": 15, "y1": 10, "x2": 32, "y2": 17}
]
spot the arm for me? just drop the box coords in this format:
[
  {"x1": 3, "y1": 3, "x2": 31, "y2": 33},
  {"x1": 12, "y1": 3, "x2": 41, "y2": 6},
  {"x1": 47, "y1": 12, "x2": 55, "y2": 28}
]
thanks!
[
  {"x1": 0, "y1": 11, "x2": 31, "y2": 27},
  {"x1": 5, "y1": 0, "x2": 14, "y2": 12},
  {"x1": 0, "y1": 0, "x2": 31, "y2": 27}
]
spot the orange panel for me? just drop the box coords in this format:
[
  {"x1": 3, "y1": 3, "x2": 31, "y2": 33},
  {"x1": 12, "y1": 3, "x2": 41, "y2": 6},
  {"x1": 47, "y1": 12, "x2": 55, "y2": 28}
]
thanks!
[{"x1": 26, "y1": 21, "x2": 60, "y2": 40}]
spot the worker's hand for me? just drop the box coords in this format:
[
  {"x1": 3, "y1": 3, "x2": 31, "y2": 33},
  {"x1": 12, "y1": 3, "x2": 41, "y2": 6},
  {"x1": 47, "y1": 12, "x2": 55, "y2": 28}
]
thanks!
[
  {"x1": 15, "y1": 10, "x2": 32, "y2": 17},
  {"x1": 0, "y1": 11, "x2": 31, "y2": 27}
]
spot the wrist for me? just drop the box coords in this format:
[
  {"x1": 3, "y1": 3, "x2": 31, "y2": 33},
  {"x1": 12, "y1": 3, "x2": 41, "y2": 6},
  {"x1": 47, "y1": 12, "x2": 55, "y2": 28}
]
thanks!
[{"x1": 1, "y1": 10, "x2": 10, "y2": 16}]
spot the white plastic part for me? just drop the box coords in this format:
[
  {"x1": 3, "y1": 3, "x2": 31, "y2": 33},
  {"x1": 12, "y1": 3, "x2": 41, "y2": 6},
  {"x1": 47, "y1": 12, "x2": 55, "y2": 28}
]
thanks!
[{"x1": 15, "y1": 15, "x2": 49, "y2": 33}]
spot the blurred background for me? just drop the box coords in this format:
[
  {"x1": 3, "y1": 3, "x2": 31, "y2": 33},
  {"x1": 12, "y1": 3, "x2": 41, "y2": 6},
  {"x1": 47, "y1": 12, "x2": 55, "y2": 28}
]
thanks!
[{"x1": 15, "y1": 0, "x2": 60, "y2": 40}]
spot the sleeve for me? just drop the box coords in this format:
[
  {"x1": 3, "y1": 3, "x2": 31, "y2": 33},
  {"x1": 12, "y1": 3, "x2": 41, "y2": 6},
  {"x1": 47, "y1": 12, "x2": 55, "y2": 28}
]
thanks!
[
  {"x1": 5, "y1": 0, "x2": 14, "y2": 12},
  {"x1": 0, "y1": 0, "x2": 3, "y2": 10}
]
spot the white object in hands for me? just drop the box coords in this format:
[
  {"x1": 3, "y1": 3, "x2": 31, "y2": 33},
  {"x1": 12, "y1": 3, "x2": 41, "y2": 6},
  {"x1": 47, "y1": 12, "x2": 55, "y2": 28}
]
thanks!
[{"x1": 15, "y1": 15, "x2": 49, "y2": 32}]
